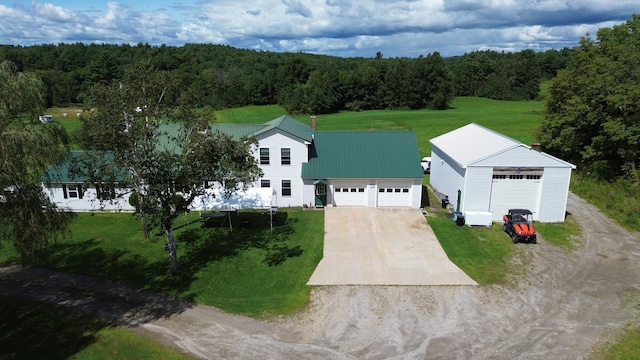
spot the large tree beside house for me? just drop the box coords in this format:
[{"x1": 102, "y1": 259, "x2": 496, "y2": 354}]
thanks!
[
  {"x1": 75, "y1": 61, "x2": 262, "y2": 274},
  {"x1": 0, "y1": 60, "x2": 75, "y2": 264}
]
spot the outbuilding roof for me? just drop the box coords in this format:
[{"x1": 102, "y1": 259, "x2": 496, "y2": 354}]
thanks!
[
  {"x1": 430, "y1": 123, "x2": 519, "y2": 167},
  {"x1": 302, "y1": 131, "x2": 423, "y2": 179},
  {"x1": 430, "y1": 123, "x2": 575, "y2": 169}
]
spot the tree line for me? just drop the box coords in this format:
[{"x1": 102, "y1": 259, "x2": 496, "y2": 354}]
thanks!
[{"x1": 0, "y1": 43, "x2": 571, "y2": 114}]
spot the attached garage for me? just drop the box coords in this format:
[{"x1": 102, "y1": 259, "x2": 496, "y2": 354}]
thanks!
[
  {"x1": 377, "y1": 180, "x2": 413, "y2": 207},
  {"x1": 302, "y1": 131, "x2": 424, "y2": 208},
  {"x1": 332, "y1": 180, "x2": 367, "y2": 206},
  {"x1": 429, "y1": 123, "x2": 576, "y2": 223}
]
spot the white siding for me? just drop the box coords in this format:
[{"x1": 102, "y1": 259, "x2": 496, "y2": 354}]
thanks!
[
  {"x1": 462, "y1": 167, "x2": 493, "y2": 212},
  {"x1": 255, "y1": 130, "x2": 308, "y2": 207},
  {"x1": 538, "y1": 167, "x2": 572, "y2": 222},
  {"x1": 430, "y1": 146, "x2": 465, "y2": 210},
  {"x1": 45, "y1": 183, "x2": 134, "y2": 212},
  {"x1": 302, "y1": 179, "x2": 316, "y2": 208},
  {"x1": 472, "y1": 146, "x2": 574, "y2": 168}
]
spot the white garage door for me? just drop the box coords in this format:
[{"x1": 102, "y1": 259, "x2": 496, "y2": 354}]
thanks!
[
  {"x1": 377, "y1": 181, "x2": 412, "y2": 207},
  {"x1": 332, "y1": 181, "x2": 367, "y2": 206},
  {"x1": 489, "y1": 170, "x2": 542, "y2": 218}
]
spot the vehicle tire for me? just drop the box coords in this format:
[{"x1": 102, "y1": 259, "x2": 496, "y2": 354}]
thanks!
[
  {"x1": 503, "y1": 223, "x2": 507, "y2": 232},
  {"x1": 512, "y1": 233, "x2": 518, "y2": 244},
  {"x1": 532, "y1": 238, "x2": 537, "y2": 244}
]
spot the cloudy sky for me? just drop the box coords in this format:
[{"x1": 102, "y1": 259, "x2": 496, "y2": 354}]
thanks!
[{"x1": 0, "y1": 1, "x2": 637, "y2": 58}]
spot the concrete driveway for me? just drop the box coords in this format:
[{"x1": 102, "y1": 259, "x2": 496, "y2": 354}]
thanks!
[{"x1": 307, "y1": 207, "x2": 477, "y2": 285}]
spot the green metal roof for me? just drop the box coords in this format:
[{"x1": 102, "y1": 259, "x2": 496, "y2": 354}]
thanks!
[
  {"x1": 253, "y1": 115, "x2": 314, "y2": 142},
  {"x1": 158, "y1": 116, "x2": 312, "y2": 146},
  {"x1": 44, "y1": 151, "x2": 128, "y2": 183},
  {"x1": 210, "y1": 124, "x2": 265, "y2": 140},
  {"x1": 301, "y1": 131, "x2": 423, "y2": 179}
]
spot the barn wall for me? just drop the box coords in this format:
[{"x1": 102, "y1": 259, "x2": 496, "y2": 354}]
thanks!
[
  {"x1": 538, "y1": 167, "x2": 572, "y2": 222},
  {"x1": 430, "y1": 146, "x2": 465, "y2": 209},
  {"x1": 462, "y1": 167, "x2": 493, "y2": 212}
]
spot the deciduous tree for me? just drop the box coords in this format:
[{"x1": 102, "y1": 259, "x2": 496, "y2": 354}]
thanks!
[
  {"x1": 0, "y1": 60, "x2": 75, "y2": 264},
  {"x1": 76, "y1": 61, "x2": 262, "y2": 274},
  {"x1": 539, "y1": 15, "x2": 640, "y2": 180}
]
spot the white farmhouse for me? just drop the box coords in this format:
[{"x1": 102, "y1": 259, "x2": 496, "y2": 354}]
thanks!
[
  {"x1": 429, "y1": 123, "x2": 576, "y2": 224},
  {"x1": 43, "y1": 116, "x2": 424, "y2": 211}
]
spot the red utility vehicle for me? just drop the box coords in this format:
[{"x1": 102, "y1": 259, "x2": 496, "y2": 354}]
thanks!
[{"x1": 503, "y1": 209, "x2": 537, "y2": 244}]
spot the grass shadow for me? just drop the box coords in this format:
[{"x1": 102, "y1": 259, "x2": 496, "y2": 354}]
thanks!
[
  {"x1": 0, "y1": 296, "x2": 111, "y2": 360},
  {"x1": 179, "y1": 210, "x2": 303, "y2": 272}
]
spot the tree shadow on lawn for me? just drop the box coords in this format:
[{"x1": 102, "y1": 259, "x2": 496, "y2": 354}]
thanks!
[
  {"x1": 0, "y1": 210, "x2": 305, "y2": 359},
  {"x1": 179, "y1": 210, "x2": 304, "y2": 272},
  {"x1": 36, "y1": 238, "x2": 195, "y2": 299},
  {"x1": 0, "y1": 296, "x2": 113, "y2": 360},
  {"x1": 30, "y1": 210, "x2": 302, "y2": 305}
]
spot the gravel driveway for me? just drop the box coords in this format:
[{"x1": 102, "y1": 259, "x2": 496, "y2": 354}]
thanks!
[{"x1": 1, "y1": 193, "x2": 639, "y2": 359}]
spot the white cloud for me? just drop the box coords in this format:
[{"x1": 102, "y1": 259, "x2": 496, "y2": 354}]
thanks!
[
  {"x1": 32, "y1": 1, "x2": 76, "y2": 22},
  {"x1": 0, "y1": 0, "x2": 637, "y2": 57}
]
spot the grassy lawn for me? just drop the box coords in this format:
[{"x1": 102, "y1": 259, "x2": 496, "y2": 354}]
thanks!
[
  {"x1": 2, "y1": 209, "x2": 324, "y2": 318},
  {"x1": 0, "y1": 296, "x2": 194, "y2": 360},
  {"x1": 570, "y1": 173, "x2": 640, "y2": 232}
]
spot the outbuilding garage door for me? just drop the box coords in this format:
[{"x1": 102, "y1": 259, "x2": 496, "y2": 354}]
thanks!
[
  {"x1": 377, "y1": 181, "x2": 412, "y2": 207},
  {"x1": 332, "y1": 181, "x2": 367, "y2": 206},
  {"x1": 489, "y1": 169, "x2": 542, "y2": 218}
]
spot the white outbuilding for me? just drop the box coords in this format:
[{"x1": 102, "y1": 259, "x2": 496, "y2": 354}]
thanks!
[{"x1": 429, "y1": 123, "x2": 576, "y2": 224}]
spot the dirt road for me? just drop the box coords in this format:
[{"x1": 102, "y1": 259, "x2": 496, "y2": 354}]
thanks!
[{"x1": 2, "y1": 193, "x2": 639, "y2": 359}]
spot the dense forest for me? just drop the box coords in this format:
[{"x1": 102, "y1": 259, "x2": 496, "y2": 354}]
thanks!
[{"x1": 0, "y1": 43, "x2": 571, "y2": 114}]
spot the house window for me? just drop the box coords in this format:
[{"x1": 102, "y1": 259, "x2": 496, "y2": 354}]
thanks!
[
  {"x1": 281, "y1": 148, "x2": 291, "y2": 165},
  {"x1": 63, "y1": 184, "x2": 83, "y2": 199},
  {"x1": 336, "y1": 188, "x2": 342, "y2": 192},
  {"x1": 261, "y1": 179, "x2": 271, "y2": 188},
  {"x1": 402, "y1": 188, "x2": 409, "y2": 193},
  {"x1": 282, "y1": 180, "x2": 291, "y2": 196},
  {"x1": 260, "y1": 147, "x2": 270, "y2": 165},
  {"x1": 96, "y1": 184, "x2": 116, "y2": 200}
]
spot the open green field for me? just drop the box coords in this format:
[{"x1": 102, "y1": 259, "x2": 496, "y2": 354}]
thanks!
[{"x1": 215, "y1": 97, "x2": 544, "y2": 158}]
